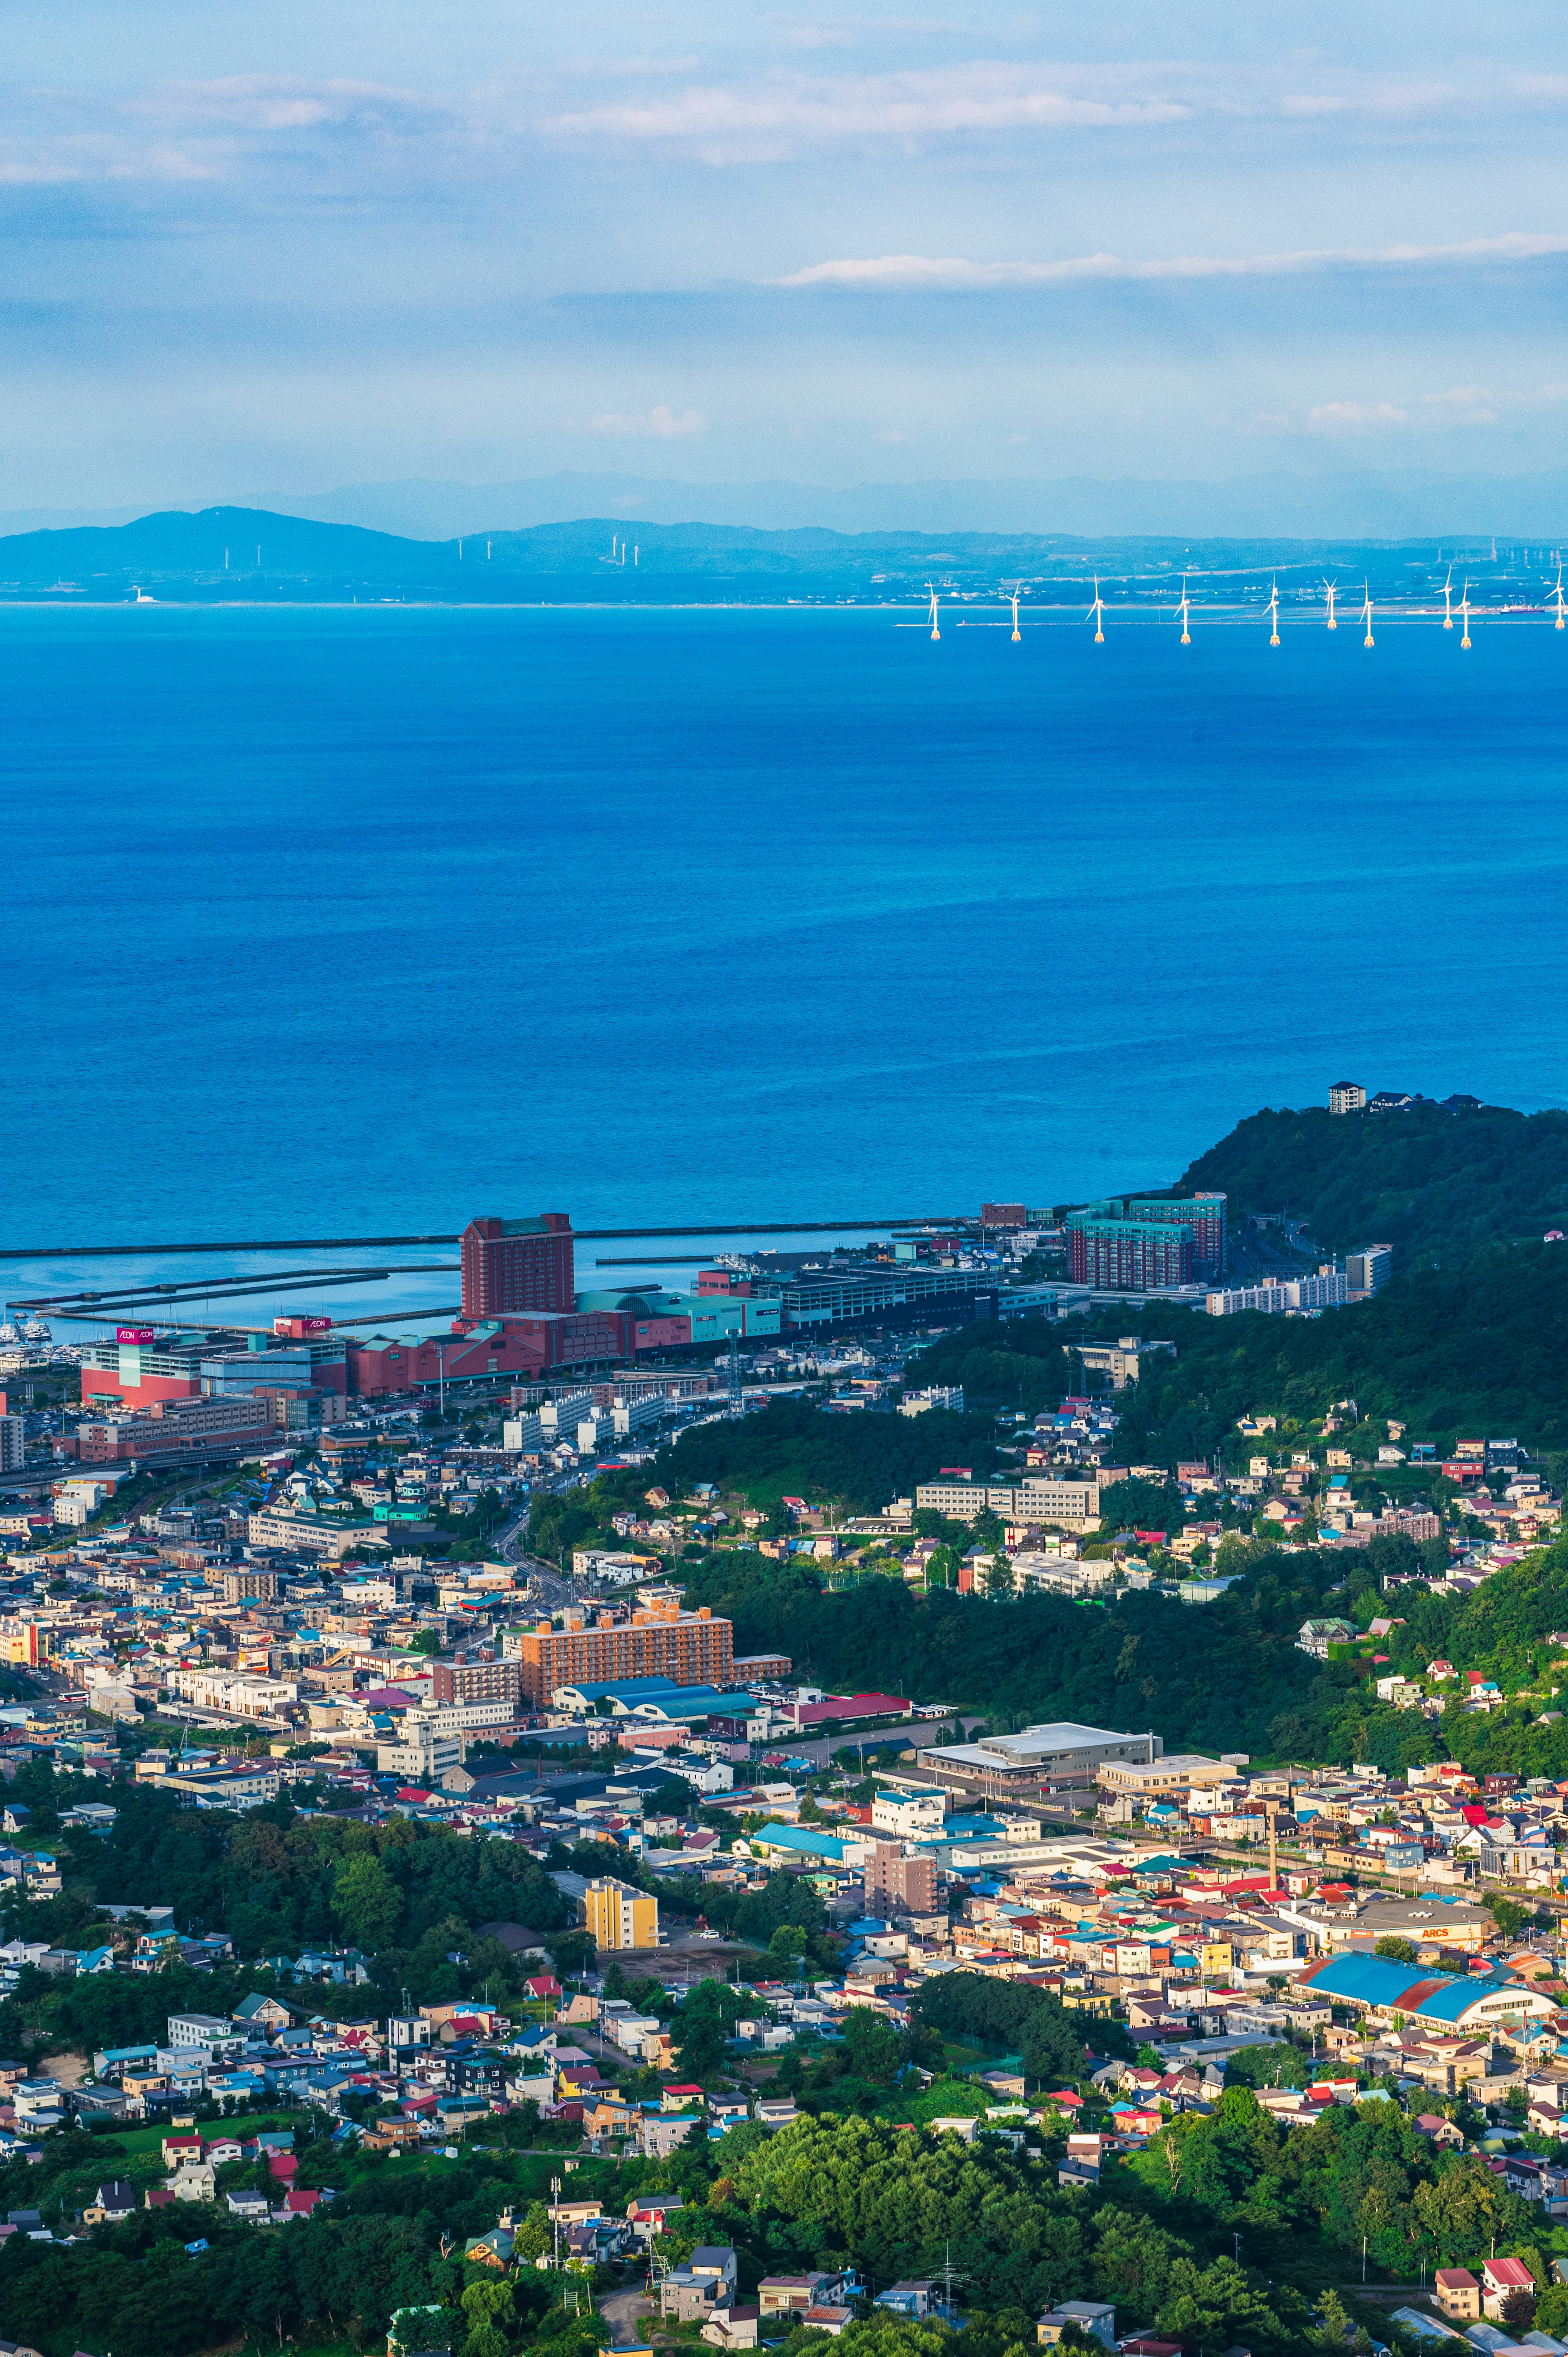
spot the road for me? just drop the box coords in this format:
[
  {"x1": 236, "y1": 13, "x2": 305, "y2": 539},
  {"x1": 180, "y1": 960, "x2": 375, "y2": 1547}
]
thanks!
[{"x1": 599, "y1": 2283, "x2": 653, "y2": 2346}]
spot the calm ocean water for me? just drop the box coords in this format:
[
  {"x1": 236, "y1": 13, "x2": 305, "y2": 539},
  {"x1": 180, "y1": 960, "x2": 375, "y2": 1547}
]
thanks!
[{"x1": 2, "y1": 602, "x2": 1566, "y2": 1319}]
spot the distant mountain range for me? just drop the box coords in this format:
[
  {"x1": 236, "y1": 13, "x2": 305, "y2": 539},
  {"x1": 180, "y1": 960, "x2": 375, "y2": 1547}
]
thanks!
[
  {"x1": 240, "y1": 468, "x2": 1568, "y2": 542},
  {"x1": 9, "y1": 466, "x2": 1568, "y2": 548},
  {"x1": 0, "y1": 498, "x2": 1555, "y2": 607}
]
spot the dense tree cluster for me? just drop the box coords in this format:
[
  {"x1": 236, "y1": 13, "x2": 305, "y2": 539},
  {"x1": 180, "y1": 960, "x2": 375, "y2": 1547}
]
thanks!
[
  {"x1": 908, "y1": 1972, "x2": 1135, "y2": 2083},
  {"x1": 1178, "y1": 1100, "x2": 1568, "y2": 1266}
]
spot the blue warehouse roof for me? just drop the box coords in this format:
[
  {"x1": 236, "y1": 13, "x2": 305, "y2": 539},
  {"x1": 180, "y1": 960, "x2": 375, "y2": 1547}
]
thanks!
[{"x1": 1298, "y1": 1953, "x2": 1545, "y2": 2023}]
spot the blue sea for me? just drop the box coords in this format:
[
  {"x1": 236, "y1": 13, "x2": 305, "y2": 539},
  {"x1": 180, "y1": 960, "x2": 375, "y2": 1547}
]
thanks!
[{"x1": 2, "y1": 602, "x2": 1566, "y2": 1327}]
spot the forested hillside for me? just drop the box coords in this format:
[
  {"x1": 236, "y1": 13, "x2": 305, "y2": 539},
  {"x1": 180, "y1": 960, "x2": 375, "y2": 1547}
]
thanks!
[
  {"x1": 902, "y1": 1244, "x2": 1568, "y2": 1454},
  {"x1": 683, "y1": 1536, "x2": 1568, "y2": 1776},
  {"x1": 1178, "y1": 1100, "x2": 1568, "y2": 1264}
]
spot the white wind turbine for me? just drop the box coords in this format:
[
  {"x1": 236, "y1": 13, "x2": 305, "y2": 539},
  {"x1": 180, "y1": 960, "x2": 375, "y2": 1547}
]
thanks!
[
  {"x1": 1178, "y1": 577, "x2": 1192, "y2": 645},
  {"x1": 927, "y1": 586, "x2": 940, "y2": 642},
  {"x1": 1005, "y1": 582, "x2": 1022, "y2": 642},
  {"x1": 1324, "y1": 580, "x2": 1338, "y2": 631},
  {"x1": 1267, "y1": 578, "x2": 1281, "y2": 647},
  {"x1": 1552, "y1": 564, "x2": 1566, "y2": 631},
  {"x1": 1459, "y1": 580, "x2": 1472, "y2": 649},
  {"x1": 1089, "y1": 577, "x2": 1105, "y2": 643},
  {"x1": 1360, "y1": 584, "x2": 1374, "y2": 648},
  {"x1": 1442, "y1": 566, "x2": 1454, "y2": 631}
]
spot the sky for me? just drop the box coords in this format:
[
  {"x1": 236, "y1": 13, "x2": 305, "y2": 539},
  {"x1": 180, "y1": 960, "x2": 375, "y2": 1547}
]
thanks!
[{"x1": 4, "y1": 0, "x2": 1568, "y2": 507}]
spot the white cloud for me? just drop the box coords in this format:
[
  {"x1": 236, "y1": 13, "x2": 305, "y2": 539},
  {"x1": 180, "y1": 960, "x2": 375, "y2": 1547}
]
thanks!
[
  {"x1": 1306, "y1": 400, "x2": 1408, "y2": 433},
  {"x1": 151, "y1": 76, "x2": 423, "y2": 132},
  {"x1": 771, "y1": 232, "x2": 1568, "y2": 288},
  {"x1": 0, "y1": 139, "x2": 214, "y2": 185},
  {"x1": 585, "y1": 405, "x2": 709, "y2": 439},
  {"x1": 1420, "y1": 380, "x2": 1568, "y2": 426},
  {"x1": 547, "y1": 66, "x2": 1191, "y2": 148},
  {"x1": 780, "y1": 25, "x2": 854, "y2": 48}
]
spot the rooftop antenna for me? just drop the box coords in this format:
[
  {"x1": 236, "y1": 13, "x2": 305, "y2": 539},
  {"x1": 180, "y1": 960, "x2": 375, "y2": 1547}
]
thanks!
[
  {"x1": 1324, "y1": 580, "x2": 1337, "y2": 631},
  {"x1": 1360, "y1": 584, "x2": 1374, "y2": 649},
  {"x1": 927, "y1": 586, "x2": 940, "y2": 641},
  {"x1": 1267, "y1": 578, "x2": 1281, "y2": 647},
  {"x1": 1089, "y1": 576, "x2": 1105, "y2": 642},
  {"x1": 1178, "y1": 578, "x2": 1191, "y2": 645},
  {"x1": 1442, "y1": 567, "x2": 1454, "y2": 630},
  {"x1": 1459, "y1": 580, "x2": 1472, "y2": 651}
]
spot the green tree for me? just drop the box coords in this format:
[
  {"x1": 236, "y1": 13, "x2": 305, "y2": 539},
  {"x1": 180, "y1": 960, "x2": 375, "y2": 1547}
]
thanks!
[
  {"x1": 462, "y1": 2277, "x2": 517, "y2": 2357},
  {"x1": 1374, "y1": 1935, "x2": 1417, "y2": 1963},
  {"x1": 842, "y1": 2006, "x2": 903, "y2": 2087},
  {"x1": 513, "y1": 2202, "x2": 552, "y2": 2262},
  {"x1": 333, "y1": 1852, "x2": 403, "y2": 1946}
]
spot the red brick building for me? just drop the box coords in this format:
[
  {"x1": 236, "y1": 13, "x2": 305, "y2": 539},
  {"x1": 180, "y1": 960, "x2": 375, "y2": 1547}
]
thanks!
[
  {"x1": 461, "y1": 1214, "x2": 575, "y2": 1319},
  {"x1": 345, "y1": 1309, "x2": 633, "y2": 1397}
]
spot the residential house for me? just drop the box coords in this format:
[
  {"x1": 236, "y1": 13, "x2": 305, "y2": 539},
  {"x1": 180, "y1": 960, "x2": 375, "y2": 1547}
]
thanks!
[
  {"x1": 82, "y1": 2179, "x2": 135, "y2": 2225},
  {"x1": 465, "y1": 2216, "x2": 517, "y2": 2268},
  {"x1": 232, "y1": 1992, "x2": 293, "y2": 2032},
  {"x1": 1037, "y1": 2306, "x2": 1116, "y2": 2350},
  {"x1": 876, "y1": 2285, "x2": 940, "y2": 2320},
  {"x1": 1481, "y1": 2258, "x2": 1537, "y2": 2320},
  {"x1": 640, "y1": 2113, "x2": 701, "y2": 2159},
  {"x1": 661, "y1": 2247, "x2": 739, "y2": 2321},
  {"x1": 1412, "y1": 2115, "x2": 1468, "y2": 2150},
  {"x1": 702, "y1": 2308, "x2": 762, "y2": 2351},
  {"x1": 759, "y1": 2274, "x2": 849, "y2": 2317},
  {"x1": 625, "y1": 2192, "x2": 684, "y2": 2241}
]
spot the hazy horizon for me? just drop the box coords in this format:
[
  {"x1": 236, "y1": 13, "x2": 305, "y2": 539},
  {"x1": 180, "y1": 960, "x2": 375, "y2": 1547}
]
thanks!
[{"x1": 9, "y1": 461, "x2": 1568, "y2": 549}]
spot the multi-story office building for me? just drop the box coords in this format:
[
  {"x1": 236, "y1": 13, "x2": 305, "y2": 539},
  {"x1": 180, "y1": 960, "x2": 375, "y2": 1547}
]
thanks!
[
  {"x1": 460, "y1": 1213, "x2": 575, "y2": 1318},
  {"x1": 0, "y1": 1415, "x2": 23, "y2": 1472},
  {"x1": 513, "y1": 1600, "x2": 734, "y2": 1706}
]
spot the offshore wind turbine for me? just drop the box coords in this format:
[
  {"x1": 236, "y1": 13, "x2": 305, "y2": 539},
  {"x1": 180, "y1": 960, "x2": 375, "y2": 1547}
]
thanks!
[
  {"x1": 1089, "y1": 577, "x2": 1105, "y2": 643},
  {"x1": 927, "y1": 586, "x2": 940, "y2": 641},
  {"x1": 1178, "y1": 577, "x2": 1191, "y2": 645},
  {"x1": 1323, "y1": 580, "x2": 1337, "y2": 631},
  {"x1": 1459, "y1": 580, "x2": 1472, "y2": 649},
  {"x1": 1004, "y1": 582, "x2": 1022, "y2": 642},
  {"x1": 1267, "y1": 579, "x2": 1281, "y2": 647},
  {"x1": 1442, "y1": 566, "x2": 1454, "y2": 630},
  {"x1": 1360, "y1": 584, "x2": 1374, "y2": 648},
  {"x1": 1552, "y1": 564, "x2": 1566, "y2": 630}
]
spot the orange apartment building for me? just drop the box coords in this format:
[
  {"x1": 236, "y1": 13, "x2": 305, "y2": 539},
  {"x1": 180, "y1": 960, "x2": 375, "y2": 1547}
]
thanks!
[{"x1": 515, "y1": 1599, "x2": 735, "y2": 1705}]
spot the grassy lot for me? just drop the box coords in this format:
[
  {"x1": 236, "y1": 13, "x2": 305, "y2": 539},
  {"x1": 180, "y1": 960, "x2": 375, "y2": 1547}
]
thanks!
[{"x1": 87, "y1": 2109, "x2": 311, "y2": 2161}]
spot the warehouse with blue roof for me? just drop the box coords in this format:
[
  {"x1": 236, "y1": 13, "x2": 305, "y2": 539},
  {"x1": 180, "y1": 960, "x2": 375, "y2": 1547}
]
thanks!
[{"x1": 1295, "y1": 1953, "x2": 1554, "y2": 2028}]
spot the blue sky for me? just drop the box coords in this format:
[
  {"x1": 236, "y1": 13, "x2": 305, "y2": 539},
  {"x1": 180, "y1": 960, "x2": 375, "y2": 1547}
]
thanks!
[{"x1": 5, "y1": 0, "x2": 1568, "y2": 504}]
